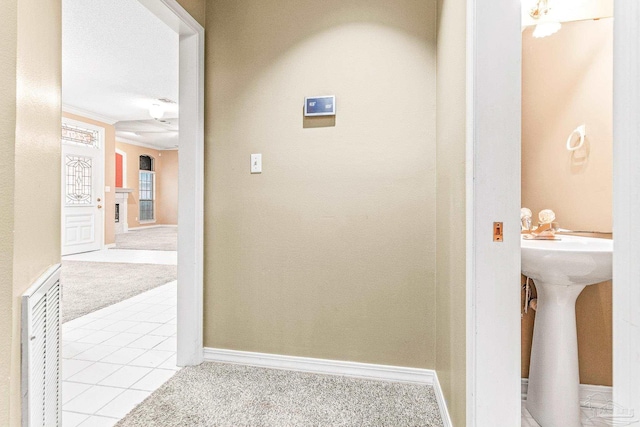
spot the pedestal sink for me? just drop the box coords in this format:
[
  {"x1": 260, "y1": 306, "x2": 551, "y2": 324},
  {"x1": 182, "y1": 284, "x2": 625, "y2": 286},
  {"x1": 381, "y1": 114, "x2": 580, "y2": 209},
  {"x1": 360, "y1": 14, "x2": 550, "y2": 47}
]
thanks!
[{"x1": 522, "y1": 235, "x2": 612, "y2": 427}]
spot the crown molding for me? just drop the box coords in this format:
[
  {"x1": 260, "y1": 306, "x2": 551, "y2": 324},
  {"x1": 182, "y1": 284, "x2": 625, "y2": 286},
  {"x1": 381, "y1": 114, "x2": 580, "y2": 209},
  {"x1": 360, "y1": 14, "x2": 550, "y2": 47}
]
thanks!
[
  {"x1": 115, "y1": 137, "x2": 173, "y2": 151},
  {"x1": 62, "y1": 104, "x2": 119, "y2": 125}
]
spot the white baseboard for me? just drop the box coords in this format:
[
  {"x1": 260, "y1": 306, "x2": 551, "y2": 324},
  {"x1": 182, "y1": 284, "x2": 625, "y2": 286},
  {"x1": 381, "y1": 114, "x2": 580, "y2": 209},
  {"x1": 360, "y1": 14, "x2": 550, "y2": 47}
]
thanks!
[
  {"x1": 204, "y1": 348, "x2": 452, "y2": 426},
  {"x1": 104, "y1": 243, "x2": 116, "y2": 249},
  {"x1": 204, "y1": 348, "x2": 433, "y2": 383},
  {"x1": 521, "y1": 378, "x2": 612, "y2": 409},
  {"x1": 432, "y1": 372, "x2": 454, "y2": 427}
]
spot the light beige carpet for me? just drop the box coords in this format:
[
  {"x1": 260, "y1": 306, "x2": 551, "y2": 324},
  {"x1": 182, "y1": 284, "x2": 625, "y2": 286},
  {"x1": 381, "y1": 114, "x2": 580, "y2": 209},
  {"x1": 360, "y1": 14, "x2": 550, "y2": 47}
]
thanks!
[
  {"x1": 115, "y1": 227, "x2": 177, "y2": 251},
  {"x1": 116, "y1": 362, "x2": 444, "y2": 427},
  {"x1": 61, "y1": 261, "x2": 177, "y2": 323}
]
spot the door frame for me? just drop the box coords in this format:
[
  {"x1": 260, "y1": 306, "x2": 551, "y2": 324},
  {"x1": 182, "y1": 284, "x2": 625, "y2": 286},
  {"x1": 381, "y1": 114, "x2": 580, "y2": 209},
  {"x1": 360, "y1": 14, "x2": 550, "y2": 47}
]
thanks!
[
  {"x1": 612, "y1": 0, "x2": 640, "y2": 419},
  {"x1": 466, "y1": 0, "x2": 522, "y2": 425},
  {"x1": 61, "y1": 117, "x2": 106, "y2": 256},
  {"x1": 137, "y1": 0, "x2": 204, "y2": 366},
  {"x1": 467, "y1": 1, "x2": 640, "y2": 425}
]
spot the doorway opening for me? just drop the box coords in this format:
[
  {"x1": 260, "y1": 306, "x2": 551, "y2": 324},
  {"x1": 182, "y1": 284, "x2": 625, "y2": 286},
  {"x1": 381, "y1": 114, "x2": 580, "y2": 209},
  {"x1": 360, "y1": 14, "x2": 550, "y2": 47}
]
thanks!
[
  {"x1": 519, "y1": 14, "x2": 614, "y2": 427},
  {"x1": 58, "y1": 0, "x2": 203, "y2": 424},
  {"x1": 467, "y1": 0, "x2": 640, "y2": 425}
]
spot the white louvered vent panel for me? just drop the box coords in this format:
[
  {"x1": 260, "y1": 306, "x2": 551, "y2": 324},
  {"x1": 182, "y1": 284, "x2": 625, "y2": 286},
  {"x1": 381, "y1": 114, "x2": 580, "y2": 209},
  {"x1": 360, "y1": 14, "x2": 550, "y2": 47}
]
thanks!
[
  {"x1": 31, "y1": 298, "x2": 47, "y2": 426},
  {"x1": 45, "y1": 284, "x2": 61, "y2": 426},
  {"x1": 22, "y1": 264, "x2": 61, "y2": 427}
]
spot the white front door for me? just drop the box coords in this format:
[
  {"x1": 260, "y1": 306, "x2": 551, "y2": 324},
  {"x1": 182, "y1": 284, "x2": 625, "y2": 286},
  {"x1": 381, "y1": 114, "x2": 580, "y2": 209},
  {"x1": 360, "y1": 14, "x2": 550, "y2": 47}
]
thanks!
[{"x1": 61, "y1": 119, "x2": 105, "y2": 256}]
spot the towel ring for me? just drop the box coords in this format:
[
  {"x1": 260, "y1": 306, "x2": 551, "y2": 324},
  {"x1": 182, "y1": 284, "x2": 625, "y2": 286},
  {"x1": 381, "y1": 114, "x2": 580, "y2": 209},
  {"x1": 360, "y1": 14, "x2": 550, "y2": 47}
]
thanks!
[{"x1": 566, "y1": 125, "x2": 586, "y2": 151}]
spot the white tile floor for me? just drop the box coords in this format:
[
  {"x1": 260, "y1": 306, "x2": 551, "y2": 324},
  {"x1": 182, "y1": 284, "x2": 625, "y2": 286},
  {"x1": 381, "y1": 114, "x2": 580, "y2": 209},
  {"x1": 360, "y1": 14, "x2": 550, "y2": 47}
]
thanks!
[
  {"x1": 521, "y1": 400, "x2": 611, "y2": 426},
  {"x1": 62, "y1": 281, "x2": 180, "y2": 427}
]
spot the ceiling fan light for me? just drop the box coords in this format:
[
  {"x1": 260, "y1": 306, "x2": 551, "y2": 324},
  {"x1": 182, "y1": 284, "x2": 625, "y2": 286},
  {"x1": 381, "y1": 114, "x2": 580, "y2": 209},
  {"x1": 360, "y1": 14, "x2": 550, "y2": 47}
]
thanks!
[{"x1": 149, "y1": 103, "x2": 164, "y2": 120}]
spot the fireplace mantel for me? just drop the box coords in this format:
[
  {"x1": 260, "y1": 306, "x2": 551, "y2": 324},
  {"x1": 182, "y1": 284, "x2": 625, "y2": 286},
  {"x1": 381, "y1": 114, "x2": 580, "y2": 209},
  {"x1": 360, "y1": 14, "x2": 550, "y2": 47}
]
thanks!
[{"x1": 114, "y1": 189, "x2": 132, "y2": 234}]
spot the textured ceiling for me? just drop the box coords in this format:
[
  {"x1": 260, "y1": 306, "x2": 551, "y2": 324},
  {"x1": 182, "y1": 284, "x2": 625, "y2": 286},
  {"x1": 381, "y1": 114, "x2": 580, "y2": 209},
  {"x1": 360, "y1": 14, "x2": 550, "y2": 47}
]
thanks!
[{"x1": 63, "y1": 0, "x2": 179, "y2": 149}]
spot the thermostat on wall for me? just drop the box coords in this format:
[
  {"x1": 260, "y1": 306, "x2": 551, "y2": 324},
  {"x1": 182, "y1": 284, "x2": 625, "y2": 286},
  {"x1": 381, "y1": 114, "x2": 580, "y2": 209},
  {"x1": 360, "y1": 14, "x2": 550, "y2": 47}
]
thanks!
[{"x1": 304, "y1": 95, "x2": 336, "y2": 117}]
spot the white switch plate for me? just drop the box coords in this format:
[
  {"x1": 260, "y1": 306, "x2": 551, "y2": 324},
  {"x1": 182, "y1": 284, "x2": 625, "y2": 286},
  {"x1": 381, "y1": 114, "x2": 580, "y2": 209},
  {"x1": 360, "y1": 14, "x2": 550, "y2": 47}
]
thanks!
[
  {"x1": 251, "y1": 154, "x2": 262, "y2": 174},
  {"x1": 105, "y1": 186, "x2": 111, "y2": 192}
]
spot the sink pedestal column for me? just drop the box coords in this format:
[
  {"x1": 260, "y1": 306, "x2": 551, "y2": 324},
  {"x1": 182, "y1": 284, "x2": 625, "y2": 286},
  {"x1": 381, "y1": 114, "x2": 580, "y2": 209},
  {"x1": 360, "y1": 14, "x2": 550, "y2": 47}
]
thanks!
[{"x1": 526, "y1": 280, "x2": 585, "y2": 427}]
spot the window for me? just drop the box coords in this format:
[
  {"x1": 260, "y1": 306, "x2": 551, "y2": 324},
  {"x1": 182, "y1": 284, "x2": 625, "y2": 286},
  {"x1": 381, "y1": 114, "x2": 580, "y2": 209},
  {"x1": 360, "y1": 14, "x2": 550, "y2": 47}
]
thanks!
[
  {"x1": 139, "y1": 155, "x2": 155, "y2": 221},
  {"x1": 62, "y1": 123, "x2": 99, "y2": 148},
  {"x1": 140, "y1": 155, "x2": 154, "y2": 171}
]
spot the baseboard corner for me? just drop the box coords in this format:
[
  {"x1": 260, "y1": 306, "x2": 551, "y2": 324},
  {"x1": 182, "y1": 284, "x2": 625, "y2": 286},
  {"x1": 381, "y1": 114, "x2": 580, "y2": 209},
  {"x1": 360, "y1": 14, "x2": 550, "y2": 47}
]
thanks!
[
  {"x1": 433, "y1": 372, "x2": 454, "y2": 427},
  {"x1": 203, "y1": 348, "x2": 452, "y2": 426}
]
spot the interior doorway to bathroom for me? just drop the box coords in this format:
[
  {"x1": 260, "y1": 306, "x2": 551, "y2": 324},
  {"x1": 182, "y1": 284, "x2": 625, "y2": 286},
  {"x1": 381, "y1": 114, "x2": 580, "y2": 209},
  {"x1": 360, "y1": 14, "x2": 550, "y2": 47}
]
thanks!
[
  {"x1": 519, "y1": 12, "x2": 614, "y2": 427},
  {"x1": 466, "y1": 1, "x2": 640, "y2": 426}
]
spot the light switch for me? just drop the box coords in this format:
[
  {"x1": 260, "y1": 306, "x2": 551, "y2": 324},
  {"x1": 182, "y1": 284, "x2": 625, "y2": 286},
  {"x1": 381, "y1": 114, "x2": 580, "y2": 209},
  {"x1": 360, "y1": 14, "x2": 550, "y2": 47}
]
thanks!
[{"x1": 251, "y1": 154, "x2": 262, "y2": 174}]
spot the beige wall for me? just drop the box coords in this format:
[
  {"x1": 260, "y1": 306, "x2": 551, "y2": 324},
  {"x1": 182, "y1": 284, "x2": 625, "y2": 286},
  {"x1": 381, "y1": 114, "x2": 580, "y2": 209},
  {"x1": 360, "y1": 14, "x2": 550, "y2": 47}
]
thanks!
[
  {"x1": 205, "y1": 0, "x2": 438, "y2": 368},
  {"x1": 436, "y1": 0, "x2": 467, "y2": 424},
  {"x1": 116, "y1": 141, "x2": 178, "y2": 227},
  {"x1": 521, "y1": 19, "x2": 613, "y2": 386},
  {"x1": 0, "y1": 1, "x2": 18, "y2": 422},
  {"x1": 0, "y1": 0, "x2": 62, "y2": 425},
  {"x1": 63, "y1": 112, "x2": 116, "y2": 245},
  {"x1": 156, "y1": 149, "x2": 179, "y2": 225}
]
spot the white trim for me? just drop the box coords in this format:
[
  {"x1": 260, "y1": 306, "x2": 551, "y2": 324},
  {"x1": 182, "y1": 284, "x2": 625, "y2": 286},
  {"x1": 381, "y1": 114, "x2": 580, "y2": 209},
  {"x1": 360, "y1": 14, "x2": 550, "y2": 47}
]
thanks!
[
  {"x1": 521, "y1": 379, "x2": 613, "y2": 410},
  {"x1": 613, "y1": 0, "x2": 640, "y2": 419},
  {"x1": 116, "y1": 137, "x2": 168, "y2": 151},
  {"x1": 204, "y1": 348, "x2": 434, "y2": 384},
  {"x1": 203, "y1": 348, "x2": 452, "y2": 425},
  {"x1": 465, "y1": 0, "x2": 476, "y2": 424},
  {"x1": 62, "y1": 104, "x2": 118, "y2": 125},
  {"x1": 104, "y1": 243, "x2": 116, "y2": 249},
  {"x1": 433, "y1": 373, "x2": 454, "y2": 427},
  {"x1": 466, "y1": 0, "x2": 522, "y2": 425},
  {"x1": 136, "y1": 0, "x2": 204, "y2": 367}
]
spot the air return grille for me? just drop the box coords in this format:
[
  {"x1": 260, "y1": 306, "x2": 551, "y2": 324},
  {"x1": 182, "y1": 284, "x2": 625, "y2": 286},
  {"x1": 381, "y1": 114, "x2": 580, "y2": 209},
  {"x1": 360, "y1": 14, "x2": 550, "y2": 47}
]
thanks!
[{"x1": 22, "y1": 264, "x2": 61, "y2": 427}]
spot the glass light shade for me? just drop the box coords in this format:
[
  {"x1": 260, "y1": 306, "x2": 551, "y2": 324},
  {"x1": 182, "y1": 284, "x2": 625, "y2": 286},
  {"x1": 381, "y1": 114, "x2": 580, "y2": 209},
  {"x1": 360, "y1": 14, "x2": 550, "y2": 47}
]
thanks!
[{"x1": 533, "y1": 21, "x2": 561, "y2": 38}]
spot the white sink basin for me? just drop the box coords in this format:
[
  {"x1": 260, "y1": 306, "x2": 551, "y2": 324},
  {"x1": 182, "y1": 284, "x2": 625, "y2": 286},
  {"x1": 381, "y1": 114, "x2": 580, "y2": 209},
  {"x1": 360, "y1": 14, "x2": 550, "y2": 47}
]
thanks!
[
  {"x1": 521, "y1": 235, "x2": 612, "y2": 286},
  {"x1": 522, "y1": 235, "x2": 612, "y2": 427}
]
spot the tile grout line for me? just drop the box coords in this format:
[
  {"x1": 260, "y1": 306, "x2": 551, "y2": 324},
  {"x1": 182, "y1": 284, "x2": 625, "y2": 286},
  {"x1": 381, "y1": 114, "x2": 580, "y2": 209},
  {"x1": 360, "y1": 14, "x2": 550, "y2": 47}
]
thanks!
[
  {"x1": 62, "y1": 280, "x2": 178, "y2": 424},
  {"x1": 64, "y1": 346, "x2": 176, "y2": 379}
]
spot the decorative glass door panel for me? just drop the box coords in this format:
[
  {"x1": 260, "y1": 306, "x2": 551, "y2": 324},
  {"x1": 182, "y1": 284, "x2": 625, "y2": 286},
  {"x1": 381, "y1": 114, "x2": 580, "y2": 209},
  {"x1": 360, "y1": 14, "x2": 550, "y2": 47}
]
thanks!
[{"x1": 65, "y1": 156, "x2": 93, "y2": 205}]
